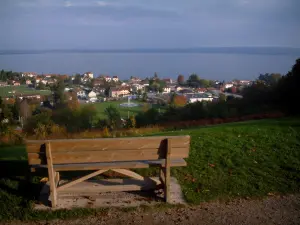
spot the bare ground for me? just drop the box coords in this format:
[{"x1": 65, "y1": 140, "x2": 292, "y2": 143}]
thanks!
[{"x1": 2, "y1": 194, "x2": 300, "y2": 225}]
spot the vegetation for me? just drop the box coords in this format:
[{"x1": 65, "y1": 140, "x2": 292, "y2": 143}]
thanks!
[
  {"x1": 91, "y1": 101, "x2": 151, "y2": 119},
  {"x1": 0, "y1": 85, "x2": 50, "y2": 97},
  {"x1": 134, "y1": 58, "x2": 300, "y2": 127},
  {"x1": 0, "y1": 118, "x2": 299, "y2": 221}
]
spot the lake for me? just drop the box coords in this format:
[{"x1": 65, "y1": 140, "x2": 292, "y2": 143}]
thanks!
[{"x1": 0, "y1": 53, "x2": 297, "y2": 81}]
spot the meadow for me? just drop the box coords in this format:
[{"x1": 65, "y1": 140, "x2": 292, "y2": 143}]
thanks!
[
  {"x1": 87, "y1": 100, "x2": 164, "y2": 119},
  {"x1": 0, "y1": 85, "x2": 51, "y2": 97}
]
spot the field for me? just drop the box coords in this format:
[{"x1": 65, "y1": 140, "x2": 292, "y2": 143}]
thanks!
[
  {"x1": 0, "y1": 85, "x2": 51, "y2": 97},
  {"x1": 88, "y1": 101, "x2": 163, "y2": 119},
  {"x1": 0, "y1": 117, "x2": 299, "y2": 221}
]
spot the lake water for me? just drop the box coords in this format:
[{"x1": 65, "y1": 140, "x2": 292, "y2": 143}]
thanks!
[{"x1": 0, "y1": 53, "x2": 297, "y2": 81}]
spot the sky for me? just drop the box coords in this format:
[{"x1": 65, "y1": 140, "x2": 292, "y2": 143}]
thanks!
[{"x1": 0, "y1": 0, "x2": 299, "y2": 50}]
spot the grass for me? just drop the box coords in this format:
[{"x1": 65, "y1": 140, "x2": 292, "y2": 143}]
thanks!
[
  {"x1": 88, "y1": 100, "x2": 164, "y2": 119},
  {"x1": 0, "y1": 117, "x2": 300, "y2": 221},
  {"x1": 0, "y1": 85, "x2": 51, "y2": 97}
]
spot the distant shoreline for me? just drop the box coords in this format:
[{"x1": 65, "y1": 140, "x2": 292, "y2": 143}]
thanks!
[{"x1": 0, "y1": 47, "x2": 300, "y2": 56}]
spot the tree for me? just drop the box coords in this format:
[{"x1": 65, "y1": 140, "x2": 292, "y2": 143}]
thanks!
[
  {"x1": 258, "y1": 73, "x2": 282, "y2": 86},
  {"x1": 73, "y1": 74, "x2": 81, "y2": 85},
  {"x1": 37, "y1": 82, "x2": 46, "y2": 90},
  {"x1": 154, "y1": 72, "x2": 158, "y2": 79},
  {"x1": 187, "y1": 73, "x2": 200, "y2": 87},
  {"x1": 199, "y1": 79, "x2": 210, "y2": 88},
  {"x1": 219, "y1": 93, "x2": 227, "y2": 102},
  {"x1": 142, "y1": 92, "x2": 148, "y2": 102},
  {"x1": 173, "y1": 95, "x2": 187, "y2": 107},
  {"x1": 51, "y1": 79, "x2": 66, "y2": 107},
  {"x1": 177, "y1": 75, "x2": 185, "y2": 84},
  {"x1": 126, "y1": 116, "x2": 136, "y2": 128},
  {"x1": 189, "y1": 73, "x2": 200, "y2": 82},
  {"x1": 275, "y1": 58, "x2": 300, "y2": 114},
  {"x1": 104, "y1": 105, "x2": 122, "y2": 129}
]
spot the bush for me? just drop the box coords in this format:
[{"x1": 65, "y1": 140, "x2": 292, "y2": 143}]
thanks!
[{"x1": 23, "y1": 110, "x2": 53, "y2": 134}]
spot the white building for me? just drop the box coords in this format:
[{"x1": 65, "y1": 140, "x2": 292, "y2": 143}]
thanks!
[
  {"x1": 112, "y1": 76, "x2": 119, "y2": 82},
  {"x1": 187, "y1": 94, "x2": 214, "y2": 103},
  {"x1": 88, "y1": 91, "x2": 97, "y2": 98},
  {"x1": 224, "y1": 83, "x2": 234, "y2": 89},
  {"x1": 131, "y1": 83, "x2": 144, "y2": 92},
  {"x1": 100, "y1": 76, "x2": 111, "y2": 82},
  {"x1": 163, "y1": 87, "x2": 171, "y2": 93},
  {"x1": 22, "y1": 72, "x2": 37, "y2": 78},
  {"x1": 84, "y1": 72, "x2": 94, "y2": 79}
]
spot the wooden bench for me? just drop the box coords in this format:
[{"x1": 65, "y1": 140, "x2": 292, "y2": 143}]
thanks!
[{"x1": 25, "y1": 135, "x2": 190, "y2": 207}]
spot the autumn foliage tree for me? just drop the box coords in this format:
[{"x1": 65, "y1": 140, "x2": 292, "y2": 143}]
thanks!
[
  {"x1": 177, "y1": 74, "x2": 185, "y2": 84},
  {"x1": 172, "y1": 95, "x2": 187, "y2": 107}
]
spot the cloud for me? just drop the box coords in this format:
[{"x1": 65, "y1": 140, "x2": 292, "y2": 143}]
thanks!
[
  {"x1": 96, "y1": 1, "x2": 110, "y2": 7},
  {"x1": 64, "y1": 1, "x2": 72, "y2": 7}
]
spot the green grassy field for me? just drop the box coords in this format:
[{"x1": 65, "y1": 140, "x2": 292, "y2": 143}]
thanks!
[
  {"x1": 0, "y1": 117, "x2": 299, "y2": 221},
  {"x1": 88, "y1": 101, "x2": 163, "y2": 119},
  {"x1": 0, "y1": 85, "x2": 51, "y2": 97}
]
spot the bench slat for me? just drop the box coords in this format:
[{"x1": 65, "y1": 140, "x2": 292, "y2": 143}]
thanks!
[
  {"x1": 27, "y1": 147, "x2": 189, "y2": 165},
  {"x1": 26, "y1": 136, "x2": 190, "y2": 153}
]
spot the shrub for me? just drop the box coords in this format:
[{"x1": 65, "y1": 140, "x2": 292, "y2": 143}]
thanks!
[{"x1": 23, "y1": 110, "x2": 53, "y2": 134}]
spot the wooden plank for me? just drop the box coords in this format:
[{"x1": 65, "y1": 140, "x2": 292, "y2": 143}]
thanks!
[
  {"x1": 111, "y1": 169, "x2": 144, "y2": 180},
  {"x1": 25, "y1": 136, "x2": 190, "y2": 153},
  {"x1": 30, "y1": 159, "x2": 187, "y2": 170},
  {"x1": 27, "y1": 148, "x2": 189, "y2": 165},
  {"x1": 165, "y1": 139, "x2": 171, "y2": 203},
  {"x1": 57, "y1": 169, "x2": 107, "y2": 192},
  {"x1": 46, "y1": 142, "x2": 57, "y2": 208}
]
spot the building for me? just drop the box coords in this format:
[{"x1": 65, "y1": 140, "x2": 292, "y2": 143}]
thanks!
[
  {"x1": 187, "y1": 94, "x2": 214, "y2": 103},
  {"x1": 101, "y1": 76, "x2": 112, "y2": 82},
  {"x1": 84, "y1": 72, "x2": 94, "y2": 79},
  {"x1": 163, "y1": 86, "x2": 171, "y2": 93},
  {"x1": 13, "y1": 81, "x2": 21, "y2": 86},
  {"x1": 239, "y1": 80, "x2": 252, "y2": 86},
  {"x1": 163, "y1": 78, "x2": 173, "y2": 84},
  {"x1": 112, "y1": 76, "x2": 119, "y2": 82},
  {"x1": 131, "y1": 83, "x2": 144, "y2": 92},
  {"x1": 0, "y1": 81, "x2": 8, "y2": 86},
  {"x1": 25, "y1": 80, "x2": 32, "y2": 85},
  {"x1": 88, "y1": 91, "x2": 97, "y2": 98},
  {"x1": 94, "y1": 79, "x2": 104, "y2": 86},
  {"x1": 17, "y1": 94, "x2": 42, "y2": 100},
  {"x1": 93, "y1": 87, "x2": 106, "y2": 96},
  {"x1": 196, "y1": 88, "x2": 207, "y2": 93},
  {"x1": 130, "y1": 76, "x2": 142, "y2": 83},
  {"x1": 178, "y1": 88, "x2": 194, "y2": 95},
  {"x1": 109, "y1": 87, "x2": 130, "y2": 97},
  {"x1": 224, "y1": 83, "x2": 234, "y2": 89},
  {"x1": 22, "y1": 72, "x2": 37, "y2": 78}
]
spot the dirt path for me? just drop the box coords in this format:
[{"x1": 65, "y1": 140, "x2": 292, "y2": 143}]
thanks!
[{"x1": 3, "y1": 194, "x2": 300, "y2": 225}]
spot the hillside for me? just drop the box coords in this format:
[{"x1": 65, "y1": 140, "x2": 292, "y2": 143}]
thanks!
[{"x1": 0, "y1": 117, "x2": 299, "y2": 220}]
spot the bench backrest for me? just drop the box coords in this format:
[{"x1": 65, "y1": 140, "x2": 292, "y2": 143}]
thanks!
[{"x1": 25, "y1": 136, "x2": 190, "y2": 165}]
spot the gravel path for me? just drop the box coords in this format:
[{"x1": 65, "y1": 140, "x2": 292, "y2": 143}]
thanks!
[{"x1": 2, "y1": 194, "x2": 300, "y2": 225}]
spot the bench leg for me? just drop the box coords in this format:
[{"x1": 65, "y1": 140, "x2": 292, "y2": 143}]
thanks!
[
  {"x1": 46, "y1": 142, "x2": 57, "y2": 208},
  {"x1": 164, "y1": 139, "x2": 172, "y2": 203},
  {"x1": 164, "y1": 166, "x2": 171, "y2": 203},
  {"x1": 48, "y1": 168, "x2": 57, "y2": 208}
]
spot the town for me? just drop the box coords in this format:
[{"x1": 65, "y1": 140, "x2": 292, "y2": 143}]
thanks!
[{"x1": 0, "y1": 71, "x2": 250, "y2": 107}]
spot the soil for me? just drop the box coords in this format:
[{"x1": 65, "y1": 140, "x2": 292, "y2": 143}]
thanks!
[{"x1": 2, "y1": 194, "x2": 300, "y2": 225}]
